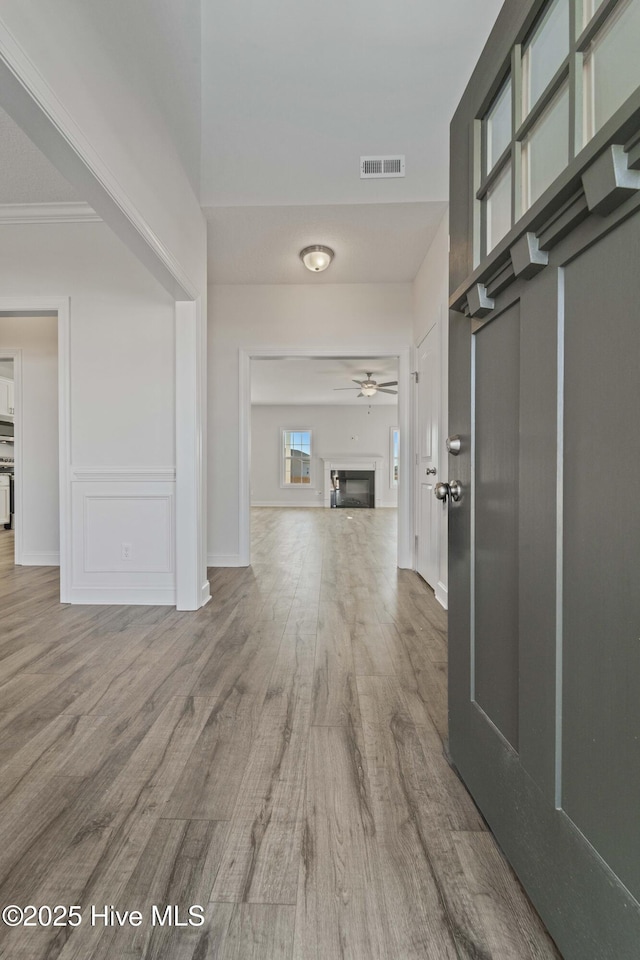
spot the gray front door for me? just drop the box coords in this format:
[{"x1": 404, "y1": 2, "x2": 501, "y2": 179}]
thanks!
[{"x1": 447, "y1": 2, "x2": 640, "y2": 957}]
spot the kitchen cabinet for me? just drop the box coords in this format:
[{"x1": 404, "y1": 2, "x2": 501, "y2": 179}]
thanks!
[
  {"x1": 0, "y1": 378, "x2": 14, "y2": 418},
  {"x1": 0, "y1": 476, "x2": 10, "y2": 525}
]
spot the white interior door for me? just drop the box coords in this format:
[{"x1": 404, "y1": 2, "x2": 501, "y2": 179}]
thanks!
[{"x1": 415, "y1": 323, "x2": 440, "y2": 588}]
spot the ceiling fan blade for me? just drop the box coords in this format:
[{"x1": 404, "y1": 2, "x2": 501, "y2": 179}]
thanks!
[
  {"x1": 352, "y1": 379, "x2": 364, "y2": 386},
  {"x1": 357, "y1": 392, "x2": 365, "y2": 398},
  {"x1": 377, "y1": 381, "x2": 398, "y2": 388},
  {"x1": 333, "y1": 387, "x2": 361, "y2": 390},
  {"x1": 377, "y1": 388, "x2": 398, "y2": 395}
]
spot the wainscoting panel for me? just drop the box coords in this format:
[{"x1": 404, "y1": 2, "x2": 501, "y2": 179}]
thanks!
[{"x1": 70, "y1": 467, "x2": 176, "y2": 604}]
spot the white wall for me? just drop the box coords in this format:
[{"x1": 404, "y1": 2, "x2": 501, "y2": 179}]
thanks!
[
  {"x1": 208, "y1": 282, "x2": 413, "y2": 564},
  {"x1": 0, "y1": 0, "x2": 206, "y2": 298},
  {"x1": 0, "y1": 1, "x2": 208, "y2": 608},
  {"x1": 413, "y1": 208, "x2": 449, "y2": 608},
  {"x1": 251, "y1": 404, "x2": 399, "y2": 507},
  {"x1": 81, "y1": 0, "x2": 202, "y2": 195},
  {"x1": 413, "y1": 209, "x2": 449, "y2": 345},
  {"x1": 0, "y1": 317, "x2": 58, "y2": 562},
  {"x1": 0, "y1": 221, "x2": 177, "y2": 602}
]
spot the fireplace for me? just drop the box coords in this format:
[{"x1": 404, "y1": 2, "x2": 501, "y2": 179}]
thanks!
[
  {"x1": 322, "y1": 457, "x2": 383, "y2": 509},
  {"x1": 331, "y1": 470, "x2": 375, "y2": 508}
]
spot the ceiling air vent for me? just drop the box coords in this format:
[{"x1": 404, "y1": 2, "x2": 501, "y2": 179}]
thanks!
[{"x1": 360, "y1": 155, "x2": 405, "y2": 179}]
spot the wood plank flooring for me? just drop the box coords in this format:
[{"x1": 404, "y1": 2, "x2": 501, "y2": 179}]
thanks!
[{"x1": 0, "y1": 512, "x2": 561, "y2": 959}]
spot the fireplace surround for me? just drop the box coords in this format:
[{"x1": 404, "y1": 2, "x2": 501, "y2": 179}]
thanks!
[{"x1": 321, "y1": 457, "x2": 383, "y2": 509}]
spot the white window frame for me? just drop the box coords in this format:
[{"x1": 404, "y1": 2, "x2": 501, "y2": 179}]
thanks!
[
  {"x1": 280, "y1": 427, "x2": 314, "y2": 488},
  {"x1": 390, "y1": 426, "x2": 400, "y2": 487}
]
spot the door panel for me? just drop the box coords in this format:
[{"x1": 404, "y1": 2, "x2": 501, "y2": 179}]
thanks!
[
  {"x1": 517, "y1": 273, "x2": 559, "y2": 800},
  {"x1": 474, "y1": 305, "x2": 520, "y2": 748},
  {"x1": 448, "y1": 0, "x2": 640, "y2": 946},
  {"x1": 562, "y1": 215, "x2": 640, "y2": 900},
  {"x1": 450, "y1": 208, "x2": 640, "y2": 957}
]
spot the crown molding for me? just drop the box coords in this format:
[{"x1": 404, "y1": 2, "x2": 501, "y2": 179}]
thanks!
[{"x1": 0, "y1": 202, "x2": 101, "y2": 224}]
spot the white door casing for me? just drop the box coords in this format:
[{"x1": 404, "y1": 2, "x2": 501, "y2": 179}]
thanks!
[
  {"x1": 415, "y1": 323, "x2": 441, "y2": 590},
  {"x1": 238, "y1": 345, "x2": 413, "y2": 569},
  {"x1": 0, "y1": 376, "x2": 14, "y2": 416},
  {"x1": 0, "y1": 297, "x2": 70, "y2": 596}
]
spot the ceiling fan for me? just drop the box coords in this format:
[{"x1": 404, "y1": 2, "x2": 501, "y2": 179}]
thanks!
[{"x1": 333, "y1": 372, "x2": 398, "y2": 398}]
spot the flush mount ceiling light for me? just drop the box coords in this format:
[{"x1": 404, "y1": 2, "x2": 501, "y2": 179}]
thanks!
[{"x1": 300, "y1": 245, "x2": 334, "y2": 273}]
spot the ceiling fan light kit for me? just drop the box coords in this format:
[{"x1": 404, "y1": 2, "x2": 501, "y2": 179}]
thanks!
[
  {"x1": 300, "y1": 245, "x2": 334, "y2": 272},
  {"x1": 332, "y1": 372, "x2": 398, "y2": 398}
]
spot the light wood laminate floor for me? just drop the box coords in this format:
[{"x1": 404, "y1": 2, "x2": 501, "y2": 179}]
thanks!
[{"x1": 0, "y1": 511, "x2": 561, "y2": 960}]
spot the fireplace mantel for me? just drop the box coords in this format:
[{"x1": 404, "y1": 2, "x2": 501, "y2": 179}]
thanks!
[{"x1": 321, "y1": 456, "x2": 384, "y2": 509}]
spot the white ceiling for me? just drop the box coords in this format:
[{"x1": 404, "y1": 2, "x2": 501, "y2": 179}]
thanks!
[
  {"x1": 201, "y1": 0, "x2": 503, "y2": 284},
  {"x1": 0, "y1": 106, "x2": 80, "y2": 204},
  {"x1": 0, "y1": 2, "x2": 504, "y2": 284},
  {"x1": 206, "y1": 201, "x2": 447, "y2": 284},
  {"x1": 201, "y1": 0, "x2": 504, "y2": 208},
  {"x1": 251, "y1": 357, "x2": 399, "y2": 405}
]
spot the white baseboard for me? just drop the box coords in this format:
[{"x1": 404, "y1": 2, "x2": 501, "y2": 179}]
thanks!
[
  {"x1": 201, "y1": 580, "x2": 211, "y2": 606},
  {"x1": 207, "y1": 554, "x2": 247, "y2": 568},
  {"x1": 251, "y1": 501, "x2": 323, "y2": 508},
  {"x1": 20, "y1": 551, "x2": 60, "y2": 566},
  {"x1": 66, "y1": 588, "x2": 176, "y2": 605},
  {"x1": 436, "y1": 580, "x2": 448, "y2": 610}
]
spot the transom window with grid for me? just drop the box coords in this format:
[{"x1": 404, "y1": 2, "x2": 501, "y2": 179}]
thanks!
[
  {"x1": 282, "y1": 429, "x2": 312, "y2": 486},
  {"x1": 475, "y1": 0, "x2": 640, "y2": 260}
]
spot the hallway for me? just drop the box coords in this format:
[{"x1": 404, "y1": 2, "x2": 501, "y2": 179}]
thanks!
[{"x1": 0, "y1": 513, "x2": 559, "y2": 959}]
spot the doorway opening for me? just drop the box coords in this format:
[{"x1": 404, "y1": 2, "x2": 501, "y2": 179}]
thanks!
[
  {"x1": 240, "y1": 349, "x2": 413, "y2": 569},
  {"x1": 0, "y1": 357, "x2": 15, "y2": 544},
  {"x1": 0, "y1": 319, "x2": 58, "y2": 573},
  {"x1": 0, "y1": 300, "x2": 70, "y2": 601}
]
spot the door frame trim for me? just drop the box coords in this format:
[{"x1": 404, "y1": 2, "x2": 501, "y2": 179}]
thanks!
[
  {"x1": 239, "y1": 344, "x2": 413, "y2": 569},
  {"x1": 414, "y1": 320, "x2": 448, "y2": 607},
  {"x1": 176, "y1": 298, "x2": 209, "y2": 610},
  {"x1": 0, "y1": 346, "x2": 22, "y2": 563},
  {"x1": 0, "y1": 296, "x2": 70, "y2": 599}
]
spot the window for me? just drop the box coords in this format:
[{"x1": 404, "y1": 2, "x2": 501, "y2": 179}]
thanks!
[
  {"x1": 282, "y1": 429, "x2": 312, "y2": 486},
  {"x1": 486, "y1": 162, "x2": 513, "y2": 252},
  {"x1": 479, "y1": 77, "x2": 514, "y2": 257},
  {"x1": 522, "y1": 82, "x2": 570, "y2": 211},
  {"x1": 486, "y1": 79, "x2": 512, "y2": 173},
  {"x1": 390, "y1": 427, "x2": 400, "y2": 486},
  {"x1": 521, "y1": 0, "x2": 570, "y2": 117},
  {"x1": 476, "y1": 0, "x2": 640, "y2": 260},
  {"x1": 582, "y1": 0, "x2": 640, "y2": 144}
]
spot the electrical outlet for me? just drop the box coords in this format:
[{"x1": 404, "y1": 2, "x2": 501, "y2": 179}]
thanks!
[{"x1": 121, "y1": 542, "x2": 132, "y2": 561}]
